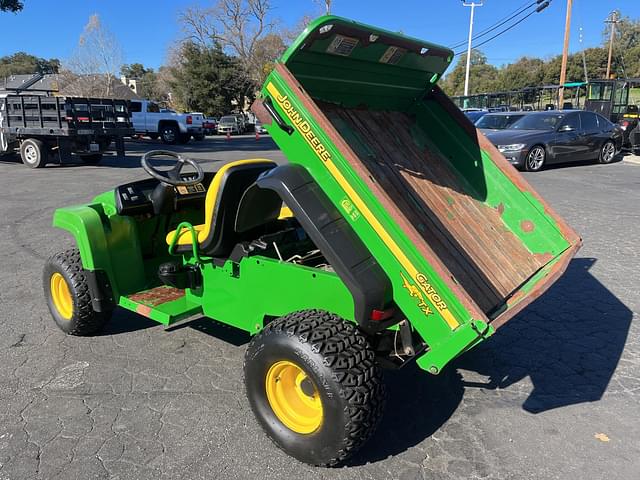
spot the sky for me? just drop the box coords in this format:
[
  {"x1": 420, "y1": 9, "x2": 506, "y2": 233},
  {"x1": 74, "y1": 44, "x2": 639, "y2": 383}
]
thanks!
[{"x1": 0, "y1": 0, "x2": 637, "y2": 71}]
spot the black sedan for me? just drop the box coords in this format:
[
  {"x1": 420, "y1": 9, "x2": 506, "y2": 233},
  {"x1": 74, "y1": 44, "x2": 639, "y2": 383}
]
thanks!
[
  {"x1": 485, "y1": 110, "x2": 623, "y2": 171},
  {"x1": 475, "y1": 112, "x2": 528, "y2": 132},
  {"x1": 464, "y1": 110, "x2": 488, "y2": 123}
]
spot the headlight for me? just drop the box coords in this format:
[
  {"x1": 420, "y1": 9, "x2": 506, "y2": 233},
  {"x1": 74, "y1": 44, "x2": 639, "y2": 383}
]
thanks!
[{"x1": 498, "y1": 143, "x2": 526, "y2": 152}]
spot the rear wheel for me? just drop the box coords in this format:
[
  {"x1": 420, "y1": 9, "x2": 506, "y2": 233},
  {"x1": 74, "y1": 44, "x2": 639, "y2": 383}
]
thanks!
[
  {"x1": 43, "y1": 249, "x2": 112, "y2": 335},
  {"x1": 525, "y1": 145, "x2": 546, "y2": 172},
  {"x1": 599, "y1": 140, "x2": 616, "y2": 164},
  {"x1": 160, "y1": 124, "x2": 179, "y2": 145},
  {"x1": 20, "y1": 138, "x2": 47, "y2": 168},
  {"x1": 193, "y1": 132, "x2": 205, "y2": 141},
  {"x1": 244, "y1": 310, "x2": 385, "y2": 466}
]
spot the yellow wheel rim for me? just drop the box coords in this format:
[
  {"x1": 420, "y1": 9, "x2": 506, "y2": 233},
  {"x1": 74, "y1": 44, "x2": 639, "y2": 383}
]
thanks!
[
  {"x1": 265, "y1": 360, "x2": 323, "y2": 434},
  {"x1": 50, "y1": 272, "x2": 73, "y2": 320}
]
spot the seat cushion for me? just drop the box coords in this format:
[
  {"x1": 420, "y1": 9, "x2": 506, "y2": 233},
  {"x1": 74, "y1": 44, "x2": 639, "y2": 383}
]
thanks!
[{"x1": 166, "y1": 224, "x2": 206, "y2": 246}]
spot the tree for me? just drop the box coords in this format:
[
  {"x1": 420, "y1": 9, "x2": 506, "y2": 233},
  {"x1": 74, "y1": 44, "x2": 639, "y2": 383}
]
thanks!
[
  {"x1": 169, "y1": 41, "x2": 252, "y2": 116},
  {"x1": 0, "y1": 0, "x2": 23, "y2": 12},
  {"x1": 121, "y1": 63, "x2": 163, "y2": 100},
  {"x1": 120, "y1": 63, "x2": 149, "y2": 79},
  {"x1": 0, "y1": 52, "x2": 60, "y2": 77},
  {"x1": 601, "y1": 12, "x2": 640, "y2": 78},
  {"x1": 179, "y1": 0, "x2": 283, "y2": 85},
  {"x1": 313, "y1": 0, "x2": 332, "y2": 15},
  {"x1": 497, "y1": 57, "x2": 545, "y2": 91},
  {"x1": 62, "y1": 14, "x2": 123, "y2": 97},
  {"x1": 441, "y1": 50, "x2": 500, "y2": 96}
]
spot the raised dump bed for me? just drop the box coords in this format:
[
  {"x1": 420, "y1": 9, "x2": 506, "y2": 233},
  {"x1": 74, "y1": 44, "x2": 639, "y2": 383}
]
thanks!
[{"x1": 255, "y1": 16, "x2": 581, "y2": 370}]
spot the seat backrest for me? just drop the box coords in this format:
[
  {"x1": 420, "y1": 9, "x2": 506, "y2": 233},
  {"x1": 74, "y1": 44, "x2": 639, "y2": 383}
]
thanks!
[{"x1": 199, "y1": 159, "x2": 276, "y2": 256}]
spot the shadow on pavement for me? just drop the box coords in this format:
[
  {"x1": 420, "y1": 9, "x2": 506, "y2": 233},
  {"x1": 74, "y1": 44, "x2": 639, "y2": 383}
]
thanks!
[
  {"x1": 100, "y1": 308, "x2": 158, "y2": 335},
  {"x1": 352, "y1": 257, "x2": 631, "y2": 464},
  {"x1": 457, "y1": 257, "x2": 631, "y2": 413}
]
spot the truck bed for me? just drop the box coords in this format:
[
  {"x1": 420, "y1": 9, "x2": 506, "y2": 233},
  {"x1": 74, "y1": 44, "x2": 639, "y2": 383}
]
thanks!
[{"x1": 320, "y1": 103, "x2": 545, "y2": 314}]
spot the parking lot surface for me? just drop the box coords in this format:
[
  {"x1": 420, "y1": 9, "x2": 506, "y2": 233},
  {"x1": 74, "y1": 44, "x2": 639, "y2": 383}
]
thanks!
[{"x1": 0, "y1": 136, "x2": 638, "y2": 479}]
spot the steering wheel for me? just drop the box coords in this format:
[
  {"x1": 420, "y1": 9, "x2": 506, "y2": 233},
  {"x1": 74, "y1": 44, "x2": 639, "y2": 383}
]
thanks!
[{"x1": 141, "y1": 150, "x2": 204, "y2": 186}]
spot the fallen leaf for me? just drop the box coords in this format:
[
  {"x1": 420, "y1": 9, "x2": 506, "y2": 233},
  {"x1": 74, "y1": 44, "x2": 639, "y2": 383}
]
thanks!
[{"x1": 594, "y1": 433, "x2": 610, "y2": 442}]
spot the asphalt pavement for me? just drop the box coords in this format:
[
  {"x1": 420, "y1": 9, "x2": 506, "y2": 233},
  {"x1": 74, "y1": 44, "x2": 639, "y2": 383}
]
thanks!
[{"x1": 0, "y1": 135, "x2": 638, "y2": 479}]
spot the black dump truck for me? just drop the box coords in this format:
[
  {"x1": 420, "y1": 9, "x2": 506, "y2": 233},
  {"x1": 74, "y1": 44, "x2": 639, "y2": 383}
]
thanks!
[{"x1": 0, "y1": 93, "x2": 133, "y2": 168}]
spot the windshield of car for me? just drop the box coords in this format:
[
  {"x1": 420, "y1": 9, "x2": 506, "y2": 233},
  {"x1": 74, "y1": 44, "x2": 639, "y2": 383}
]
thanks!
[
  {"x1": 510, "y1": 113, "x2": 564, "y2": 130},
  {"x1": 476, "y1": 114, "x2": 525, "y2": 130},
  {"x1": 220, "y1": 116, "x2": 237, "y2": 124},
  {"x1": 465, "y1": 111, "x2": 486, "y2": 122}
]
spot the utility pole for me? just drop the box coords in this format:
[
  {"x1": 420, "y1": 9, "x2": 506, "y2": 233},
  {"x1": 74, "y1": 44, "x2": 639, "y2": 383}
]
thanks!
[
  {"x1": 462, "y1": 1, "x2": 483, "y2": 98},
  {"x1": 558, "y1": 0, "x2": 573, "y2": 110},
  {"x1": 605, "y1": 11, "x2": 619, "y2": 79},
  {"x1": 580, "y1": 27, "x2": 588, "y2": 83}
]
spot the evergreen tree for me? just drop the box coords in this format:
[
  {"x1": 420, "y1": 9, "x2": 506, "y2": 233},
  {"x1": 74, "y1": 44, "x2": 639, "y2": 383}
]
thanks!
[{"x1": 169, "y1": 41, "x2": 255, "y2": 116}]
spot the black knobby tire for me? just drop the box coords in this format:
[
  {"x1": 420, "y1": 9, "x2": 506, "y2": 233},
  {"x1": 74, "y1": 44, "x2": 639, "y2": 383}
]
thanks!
[
  {"x1": 79, "y1": 153, "x2": 103, "y2": 165},
  {"x1": 43, "y1": 249, "x2": 112, "y2": 336},
  {"x1": 19, "y1": 138, "x2": 47, "y2": 168},
  {"x1": 244, "y1": 310, "x2": 386, "y2": 466},
  {"x1": 599, "y1": 140, "x2": 616, "y2": 164},
  {"x1": 525, "y1": 145, "x2": 546, "y2": 172},
  {"x1": 160, "y1": 124, "x2": 179, "y2": 145}
]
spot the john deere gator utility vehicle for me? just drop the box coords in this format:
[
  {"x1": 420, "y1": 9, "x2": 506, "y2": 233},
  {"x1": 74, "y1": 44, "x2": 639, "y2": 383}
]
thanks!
[{"x1": 43, "y1": 16, "x2": 581, "y2": 466}]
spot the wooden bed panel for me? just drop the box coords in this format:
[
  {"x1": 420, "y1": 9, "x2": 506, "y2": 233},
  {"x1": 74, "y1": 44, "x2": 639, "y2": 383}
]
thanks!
[{"x1": 320, "y1": 103, "x2": 545, "y2": 313}]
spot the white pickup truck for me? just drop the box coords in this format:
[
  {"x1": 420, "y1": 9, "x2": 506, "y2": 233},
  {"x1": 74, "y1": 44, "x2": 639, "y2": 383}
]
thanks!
[{"x1": 129, "y1": 100, "x2": 204, "y2": 144}]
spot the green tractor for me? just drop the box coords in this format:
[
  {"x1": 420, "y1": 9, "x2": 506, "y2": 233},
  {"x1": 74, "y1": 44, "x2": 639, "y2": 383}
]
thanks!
[{"x1": 43, "y1": 17, "x2": 581, "y2": 466}]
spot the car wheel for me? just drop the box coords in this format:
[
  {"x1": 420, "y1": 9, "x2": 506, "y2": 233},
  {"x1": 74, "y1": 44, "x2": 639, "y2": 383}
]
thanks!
[
  {"x1": 43, "y1": 249, "x2": 112, "y2": 335},
  {"x1": 193, "y1": 133, "x2": 205, "y2": 141},
  {"x1": 599, "y1": 140, "x2": 616, "y2": 164},
  {"x1": 525, "y1": 145, "x2": 546, "y2": 172},
  {"x1": 244, "y1": 310, "x2": 385, "y2": 466},
  {"x1": 160, "y1": 124, "x2": 179, "y2": 145},
  {"x1": 20, "y1": 138, "x2": 47, "y2": 168}
]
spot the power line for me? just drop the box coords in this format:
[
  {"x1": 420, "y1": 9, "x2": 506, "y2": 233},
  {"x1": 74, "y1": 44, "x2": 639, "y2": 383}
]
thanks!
[
  {"x1": 449, "y1": 0, "x2": 536, "y2": 50},
  {"x1": 454, "y1": 1, "x2": 551, "y2": 56}
]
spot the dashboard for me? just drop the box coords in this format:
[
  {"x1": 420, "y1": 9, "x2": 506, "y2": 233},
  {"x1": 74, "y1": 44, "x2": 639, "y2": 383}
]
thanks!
[{"x1": 115, "y1": 173, "x2": 214, "y2": 216}]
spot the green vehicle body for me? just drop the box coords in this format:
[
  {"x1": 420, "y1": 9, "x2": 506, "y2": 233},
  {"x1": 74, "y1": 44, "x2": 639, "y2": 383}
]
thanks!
[{"x1": 52, "y1": 16, "x2": 580, "y2": 375}]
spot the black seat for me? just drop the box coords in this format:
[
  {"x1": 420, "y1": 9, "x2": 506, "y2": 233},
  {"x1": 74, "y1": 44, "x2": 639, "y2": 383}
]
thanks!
[{"x1": 166, "y1": 159, "x2": 277, "y2": 257}]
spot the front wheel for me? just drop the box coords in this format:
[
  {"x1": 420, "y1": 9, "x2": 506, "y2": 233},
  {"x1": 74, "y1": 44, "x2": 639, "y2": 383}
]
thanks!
[
  {"x1": 244, "y1": 310, "x2": 385, "y2": 466},
  {"x1": 599, "y1": 140, "x2": 616, "y2": 164},
  {"x1": 43, "y1": 249, "x2": 112, "y2": 335},
  {"x1": 525, "y1": 145, "x2": 546, "y2": 172}
]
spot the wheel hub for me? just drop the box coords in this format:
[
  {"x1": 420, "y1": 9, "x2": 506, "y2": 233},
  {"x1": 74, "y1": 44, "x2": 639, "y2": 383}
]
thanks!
[
  {"x1": 265, "y1": 360, "x2": 323, "y2": 434},
  {"x1": 24, "y1": 144, "x2": 37, "y2": 163},
  {"x1": 50, "y1": 272, "x2": 73, "y2": 320}
]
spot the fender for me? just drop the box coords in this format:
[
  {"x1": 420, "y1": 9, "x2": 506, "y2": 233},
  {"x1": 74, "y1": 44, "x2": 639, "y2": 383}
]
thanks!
[
  {"x1": 53, "y1": 200, "x2": 146, "y2": 302},
  {"x1": 255, "y1": 164, "x2": 393, "y2": 333}
]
